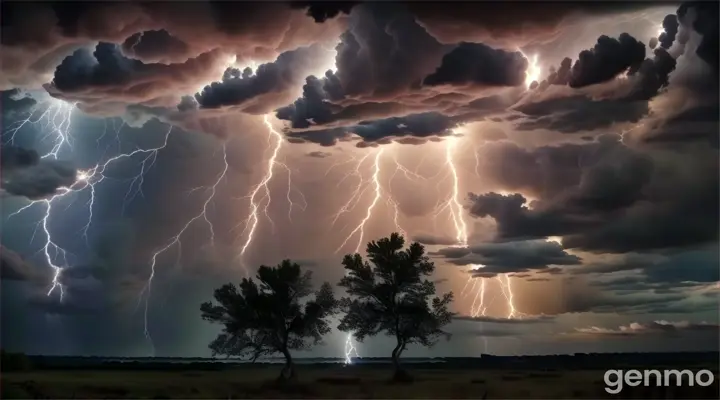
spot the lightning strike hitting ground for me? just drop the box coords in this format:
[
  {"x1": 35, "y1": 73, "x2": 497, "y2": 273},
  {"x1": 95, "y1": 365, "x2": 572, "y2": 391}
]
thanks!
[
  {"x1": 331, "y1": 144, "x2": 420, "y2": 364},
  {"x1": 438, "y1": 132, "x2": 527, "y2": 336},
  {"x1": 332, "y1": 148, "x2": 385, "y2": 364}
]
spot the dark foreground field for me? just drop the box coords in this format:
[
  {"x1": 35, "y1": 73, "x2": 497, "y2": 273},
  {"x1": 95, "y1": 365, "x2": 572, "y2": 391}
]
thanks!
[{"x1": 2, "y1": 353, "x2": 718, "y2": 399}]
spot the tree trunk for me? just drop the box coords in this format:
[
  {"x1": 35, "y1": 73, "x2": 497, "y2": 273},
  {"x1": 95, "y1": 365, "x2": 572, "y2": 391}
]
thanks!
[
  {"x1": 391, "y1": 339, "x2": 411, "y2": 382},
  {"x1": 278, "y1": 347, "x2": 296, "y2": 382}
]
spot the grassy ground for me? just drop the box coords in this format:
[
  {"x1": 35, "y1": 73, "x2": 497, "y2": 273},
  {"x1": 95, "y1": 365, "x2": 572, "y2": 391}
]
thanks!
[{"x1": 2, "y1": 365, "x2": 719, "y2": 399}]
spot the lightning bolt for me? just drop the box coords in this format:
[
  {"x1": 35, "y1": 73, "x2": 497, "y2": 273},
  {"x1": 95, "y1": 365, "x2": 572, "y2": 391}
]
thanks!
[
  {"x1": 332, "y1": 148, "x2": 385, "y2": 364},
  {"x1": 331, "y1": 143, "x2": 424, "y2": 364},
  {"x1": 138, "y1": 141, "x2": 230, "y2": 353},
  {"x1": 7, "y1": 99, "x2": 82, "y2": 302},
  {"x1": 5, "y1": 96, "x2": 237, "y2": 355},
  {"x1": 517, "y1": 49, "x2": 541, "y2": 89},
  {"x1": 235, "y1": 114, "x2": 304, "y2": 272},
  {"x1": 437, "y1": 131, "x2": 528, "y2": 354},
  {"x1": 335, "y1": 147, "x2": 386, "y2": 254},
  {"x1": 497, "y1": 274, "x2": 526, "y2": 319}
]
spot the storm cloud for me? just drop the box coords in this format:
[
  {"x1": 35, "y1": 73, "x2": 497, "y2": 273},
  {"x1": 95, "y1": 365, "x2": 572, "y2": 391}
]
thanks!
[
  {"x1": 437, "y1": 240, "x2": 582, "y2": 276},
  {"x1": 0, "y1": 1, "x2": 717, "y2": 359},
  {"x1": 1, "y1": 145, "x2": 78, "y2": 199}
]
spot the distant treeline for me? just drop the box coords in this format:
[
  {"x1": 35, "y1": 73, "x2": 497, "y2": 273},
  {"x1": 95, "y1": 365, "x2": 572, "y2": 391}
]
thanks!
[
  {"x1": 4, "y1": 351, "x2": 718, "y2": 372},
  {"x1": 0, "y1": 350, "x2": 32, "y2": 371}
]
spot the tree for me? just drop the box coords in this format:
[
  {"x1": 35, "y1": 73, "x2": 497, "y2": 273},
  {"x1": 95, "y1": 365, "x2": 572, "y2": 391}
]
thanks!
[
  {"x1": 338, "y1": 233, "x2": 454, "y2": 381},
  {"x1": 200, "y1": 260, "x2": 338, "y2": 381}
]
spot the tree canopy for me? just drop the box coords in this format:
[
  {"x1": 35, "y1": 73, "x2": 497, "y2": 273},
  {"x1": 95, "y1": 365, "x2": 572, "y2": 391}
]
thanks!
[
  {"x1": 200, "y1": 260, "x2": 337, "y2": 380},
  {"x1": 338, "y1": 233, "x2": 454, "y2": 379}
]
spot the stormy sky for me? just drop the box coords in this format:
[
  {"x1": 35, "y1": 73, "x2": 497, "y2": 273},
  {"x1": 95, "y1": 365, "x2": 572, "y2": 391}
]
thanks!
[{"x1": 1, "y1": 1, "x2": 718, "y2": 358}]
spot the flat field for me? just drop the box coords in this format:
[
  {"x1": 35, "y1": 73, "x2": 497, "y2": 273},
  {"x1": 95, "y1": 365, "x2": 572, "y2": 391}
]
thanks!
[{"x1": 2, "y1": 363, "x2": 719, "y2": 399}]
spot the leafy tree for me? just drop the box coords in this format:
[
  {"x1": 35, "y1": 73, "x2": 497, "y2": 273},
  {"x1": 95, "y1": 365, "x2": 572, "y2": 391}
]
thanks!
[
  {"x1": 338, "y1": 233, "x2": 454, "y2": 380},
  {"x1": 200, "y1": 260, "x2": 338, "y2": 381}
]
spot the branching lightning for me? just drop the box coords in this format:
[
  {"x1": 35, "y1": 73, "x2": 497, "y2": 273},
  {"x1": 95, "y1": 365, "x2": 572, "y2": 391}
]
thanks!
[
  {"x1": 6, "y1": 96, "x2": 236, "y2": 355},
  {"x1": 334, "y1": 147, "x2": 386, "y2": 254},
  {"x1": 138, "y1": 142, "x2": 230, "y2": 353},
  {"x1": 330, "y1": 143, "x2": 420, "y2": 364},
  {"x1": 332, "y1": 148, "x2": 385, "y2": 364},
  {"x1": 235, "y1": 114, "x2": 306, "y2": 272},
  {"x1": 7, "y1": 99, "x2": 85, "y2": 302},
  {"x1": 7, "y1": 82, "x2": 534, "y2": 362},
  {"x1": 437, "y1": 131, "x2": 527, "y2": 353}
]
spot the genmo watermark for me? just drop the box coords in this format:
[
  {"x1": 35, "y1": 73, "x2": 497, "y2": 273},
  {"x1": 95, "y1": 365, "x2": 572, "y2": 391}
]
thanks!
[{"x1": 604, "y1": 369, "x2": 716, "y2": 394}]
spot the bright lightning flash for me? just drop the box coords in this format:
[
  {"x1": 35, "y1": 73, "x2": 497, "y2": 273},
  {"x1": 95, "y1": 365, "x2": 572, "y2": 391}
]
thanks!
[
  {"x1": 139, "y1": 142, "x2": 230, "y2": 353},
  {"x1": 236, "y1": 114, "x2": 305, "y2": 271},
  {"x1": 517, "y1": 50, "x2": 541, "y2": 89},
  {"x1": 6, "y1": 97, "x2": 236, "y2": 355},
  {"x1": 439, "y1": 129, "x2": 527, "y2": 340},
  {"x1": 333, "y1": 148, "x2": 385, "y2": 365},
  {"x1": 331, "y1": 143, "x2": 418, "y2": 364}
]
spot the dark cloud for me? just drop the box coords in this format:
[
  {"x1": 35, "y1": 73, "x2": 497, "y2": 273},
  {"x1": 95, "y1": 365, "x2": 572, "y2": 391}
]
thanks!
[
  {"x1": 46, "y1": 43, "x2": 232, "y2": 115},
  {"x1": 275, "y1": 3, "x2": 458, "y2": 134},
  {"x1": 0, "y1": 246, "x2": 48, "y2": 283},
  {"x1": 276, "y1": 3, "x2": 555, "y2": 145},
  {"x1": 578, "y1": 249, "x2": 720, "y2": 287},
  {"x1": 177, "y1": 95, "x2": 198, "y2": 112},
  {"x1": 568, "y1": 33, "x2": 646, "y2": 88},
  {"x1": 1, "y1": 1, "x2": 345, "y2": 90},
  {"x1": 423, "y1": 43, "x2": 528, "y2": 88},
  {"x1": 468, "y1": 135, "x2": 718, "y2": 253},
  {"x1": 1, "y1": 145, "x2": 40, "y2": 169},
  {"x1": 1, "y1": 89, "x2": 38, "y2": 118},
  {"x1": 514, "y1": 95, "x2": 649, "y2": 133},
  {"x1": 1, "y1": 145, "x2": 78, "y2": 199},
  {"x1": 642, "y1": 102, "x2": 720, "y2": 148},
  {"x1": 291, "y1": 1, "x2": 359, "y2": 23},
  {"x1": 658, "y1": 14, "x2": 679, "y2": 49},
  {"x1": 329, "y1": 3, "x2": 447, "y2": 99},
  {"x1": 438, "y1": 240, "x2": 582, "y2": 276},
  {"x1": 406, "y1": 2, "x2": 656, "y2": 49},
  {"x1": 120, "y1": 30, "x2": 191, "y2": 64},
  {"x1": 557, "y1": 282, "x2": 690, "y2": 315},
  {"x1": 287, "y1": 112, "x2": 460, "y2": 147},
  {"x1": 545, "y1": 57, "x2": 572, "y2": 86},
  {"x1": 571, "y1": 254, "x2": 657, "y2": 275},
  {"x1": 677, "y1": 1, "x2": 719, "y2": 72},
  {"x1": 514, "y1": 30, "x2": 683, "y2": 134},
  {"x1": 649, "y1": 37, "x2": 659, "y2": 50},
  {"x1": 194, "y1": 44, "x2": 328, "y2": 114}
]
